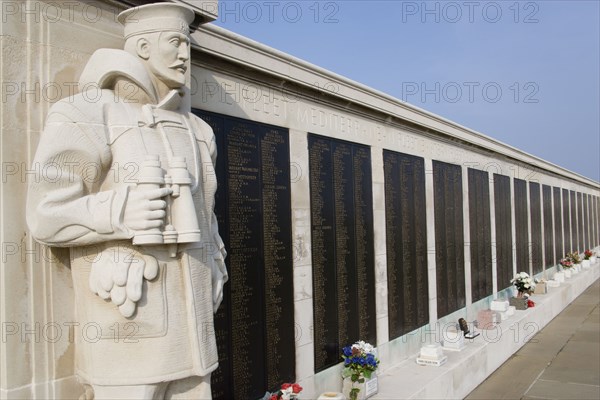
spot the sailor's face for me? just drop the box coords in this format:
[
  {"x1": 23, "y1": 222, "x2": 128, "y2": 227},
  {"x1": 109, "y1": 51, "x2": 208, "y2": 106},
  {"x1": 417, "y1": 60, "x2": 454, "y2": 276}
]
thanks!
[{"x1": 147, "y1": 31, "x2": 190, "y2": 88}]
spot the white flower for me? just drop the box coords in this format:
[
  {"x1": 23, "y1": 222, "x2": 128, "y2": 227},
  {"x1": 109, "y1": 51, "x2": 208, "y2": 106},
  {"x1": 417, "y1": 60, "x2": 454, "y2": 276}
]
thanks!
[
  {"x1": 352, "y1": 340, "x2": 375, "y2": 355},
  {"x1": 524, "y1": 283, "x2": 530, "y2": 288}
]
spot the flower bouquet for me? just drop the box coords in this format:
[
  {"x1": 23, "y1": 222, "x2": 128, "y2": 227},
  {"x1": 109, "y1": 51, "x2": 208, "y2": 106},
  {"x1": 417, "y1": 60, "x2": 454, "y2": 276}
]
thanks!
[
  {"x1": 582, "y1": 249, "x2": 594, "y2": 269},
  {"x1": 511, "y1": 272, "x2": 536, "y2": 296},
  {"x1": 263, "y1": 383, "x2": 303, "y2": 400},
  {"x1": 559, "y1": 258, "x2": 573, "y2": 269},
  {"x1": 566, "y1": 251, "x2": 582, "y2": 273},
  {"x1": 566, "y1": 251, "x2": 581, "y2": 264},
  {"x1": 341, "y1": 341, "x2": 379, "y2": 400},
  {"x1": 510, "y1": 272, "x2": 535, "y2": 309}
]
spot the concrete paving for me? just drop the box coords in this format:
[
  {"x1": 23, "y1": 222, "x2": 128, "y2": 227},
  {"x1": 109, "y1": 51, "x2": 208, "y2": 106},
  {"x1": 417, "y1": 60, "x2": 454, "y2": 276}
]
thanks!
[{"x1": 465, "y1": 279, "x2": 600, "y2": 400}]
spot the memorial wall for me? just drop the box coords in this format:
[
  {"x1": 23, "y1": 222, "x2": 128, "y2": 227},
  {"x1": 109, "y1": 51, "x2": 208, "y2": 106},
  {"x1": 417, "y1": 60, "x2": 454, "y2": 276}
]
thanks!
[
  {"x1": 186, "y1": 23, "x2": 600, "y2": 397},
  {"x1": 1, "y1": 1, "x2": 600, "y2": 399}
]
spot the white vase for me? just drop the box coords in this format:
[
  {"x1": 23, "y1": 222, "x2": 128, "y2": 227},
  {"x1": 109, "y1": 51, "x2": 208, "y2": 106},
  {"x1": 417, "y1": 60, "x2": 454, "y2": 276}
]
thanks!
[
  {"x1": 582, "y1": 260, "x2": 591, "y2": 269},
  {"x1": 564, "y1": 269, "x2": 572, "y2": 278}
]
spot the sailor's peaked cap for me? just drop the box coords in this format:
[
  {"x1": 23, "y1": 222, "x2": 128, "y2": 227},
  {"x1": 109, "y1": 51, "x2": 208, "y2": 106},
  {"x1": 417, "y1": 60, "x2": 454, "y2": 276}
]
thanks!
[{"x1": 118, "y1": 3, "x2": 195, "y2": 39}]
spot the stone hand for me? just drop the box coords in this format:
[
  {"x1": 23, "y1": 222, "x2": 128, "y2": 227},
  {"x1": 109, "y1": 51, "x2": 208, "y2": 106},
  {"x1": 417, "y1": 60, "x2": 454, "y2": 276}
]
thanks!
[
  {"x1": 123, "y1": 187, "x2": 172, "y2": 232},
  {"x1": 89, "y1": 252, "x2": 159, "y2": 317}
]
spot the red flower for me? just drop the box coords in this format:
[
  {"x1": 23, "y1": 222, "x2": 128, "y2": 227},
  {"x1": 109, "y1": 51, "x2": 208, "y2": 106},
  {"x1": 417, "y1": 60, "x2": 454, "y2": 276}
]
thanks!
[
  {"x1": 527, "y1": 299, "x2": 535, "y2": 307},
  {"x1": 281, "y1": 383, "x2": 292, "y2": 390},
  {"x1": 292, "y1": 383, "x2": 303, "y2": 393},
  {"x1": 269, "y1": 395, "x2": 278, "y2": 400}
]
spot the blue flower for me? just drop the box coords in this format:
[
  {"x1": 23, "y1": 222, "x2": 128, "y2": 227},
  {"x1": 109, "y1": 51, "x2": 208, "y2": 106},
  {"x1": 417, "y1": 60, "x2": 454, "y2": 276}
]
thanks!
[
  {"x1": 344, "y1": 358, "x2": 351, "y2": 365},
  {"x1": 343, "y1": 346, "x2": 352, "y2": 357}
]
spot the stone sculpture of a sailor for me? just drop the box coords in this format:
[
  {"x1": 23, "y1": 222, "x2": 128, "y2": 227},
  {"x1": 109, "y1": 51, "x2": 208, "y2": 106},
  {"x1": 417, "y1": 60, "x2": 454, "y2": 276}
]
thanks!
[{"x1": 26, "y1": 3, "x2": 227, "y2": 399}]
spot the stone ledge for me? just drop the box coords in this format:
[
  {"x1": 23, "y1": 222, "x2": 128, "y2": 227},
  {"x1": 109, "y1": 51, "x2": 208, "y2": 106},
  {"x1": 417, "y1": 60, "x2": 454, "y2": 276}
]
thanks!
[{"x1": 370, "y1": 263, "x2": 600, "y2": 400}]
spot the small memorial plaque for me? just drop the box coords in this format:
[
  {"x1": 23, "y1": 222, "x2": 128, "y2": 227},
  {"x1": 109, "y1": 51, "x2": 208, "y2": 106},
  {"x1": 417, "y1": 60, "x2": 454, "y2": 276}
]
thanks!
[
  {"x1": 417, "y1": 344, "x2": 447, "y2": 366},
  {"x1": 365, "y1": 374, "x2": 379, "y2": 398}
]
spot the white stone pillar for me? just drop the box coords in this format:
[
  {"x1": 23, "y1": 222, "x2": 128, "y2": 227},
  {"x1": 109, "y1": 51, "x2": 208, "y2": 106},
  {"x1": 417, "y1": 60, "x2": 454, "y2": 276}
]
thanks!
[
  {"x1": 371, "y1": 146, "x2": 389, "y2": 346},
  {"x1": 289, "y1": 129, "x2": 315, "y2": 380},
  {"x1": 424, "y1": 158, "x2": 437, "y2": 325}
]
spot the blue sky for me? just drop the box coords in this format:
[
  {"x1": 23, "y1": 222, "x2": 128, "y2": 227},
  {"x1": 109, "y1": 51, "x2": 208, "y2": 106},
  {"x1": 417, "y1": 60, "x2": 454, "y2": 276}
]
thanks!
[{"x1": 212, "y1": 1, "x2": 600, "y2": 182}]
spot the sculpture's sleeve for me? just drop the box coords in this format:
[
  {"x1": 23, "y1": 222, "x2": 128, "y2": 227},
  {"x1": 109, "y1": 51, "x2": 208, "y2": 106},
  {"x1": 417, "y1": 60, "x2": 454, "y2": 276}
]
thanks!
[{"x1": 26, "y1": 99, "x2": 134, "y2": 246}]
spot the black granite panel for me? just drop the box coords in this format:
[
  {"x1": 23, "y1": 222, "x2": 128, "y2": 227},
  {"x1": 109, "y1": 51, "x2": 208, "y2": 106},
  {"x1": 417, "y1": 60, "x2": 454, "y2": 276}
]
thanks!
[
  {"x1": 194, "y1": 110, "x2": 294, "y2": 400},
  {"x1": 576, "y1": 192, "x2": 587, "y2": 253},
  {"x1": 553, "y1": 187, "x2": 563, "y2": 264},
  {"x1": 331, "y1": 141, "x2": 359, "y2": 355},
  {"x1": 529, "y1": 182, "x2": 543, "y2": 274},
  {"x1": 202, "y1": 111, "x2": 233, "y2": 400},
  {"x1": 596, "y1": 196, "x2": 599, "y2": 247},
  {"x1": 563, "y1": 189, "x2": 571, "y2": 253},
  {"x1": 494, "y1": 174, "x2": 513, "y2": 291},
  {"x1": 433, "y1": 161, "x2": 465, "y2": 318},
  {"x1": 588, "y1": 194, "x2": 593, "y2": 249},
  {"x1": 353, "y1": 146, "x2": 377, "y2": 345},
  {"x1": 261, "y1": 126, "x2": 295, "y2": 390},
  {"x1": 570, "y1": 191, "x2": 578, "y2": 252},
  {"x1": 571, "y1": 191, "x2": 579, "y2": 252},
  {"x1": 514, "y1": 179, "x2": 529, "y2": 272},
  {"x1": 597, "y1": 196, "x2": 599, "y2": 247},
  {"x1": 592, "y1": 196, "x2": 596, "y2": 247},
  {"x1": 383, "y1": 151, "x2": 429, "y2": 339},
  {"x1": 308, "y1": 135, "x2": 338, "y2": 371},
  {"x1": 308, "y1": 134, "x2": 376, "y2": 372},
  {"x1": 591, "y1": 195, "x2": 596, "y2": 248},
  {"x1": 542, "y1": 185, "x2": 554, "y2": 267},
  {"x1": 583, "y1": 194, "x2": 590, "y2": 250},
  {"x1": 468, "y1": 168, "x2": 492, "y2": 302},
  {"x1": 596, "y1": 196, "x2": 600, "y2": 247}
]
